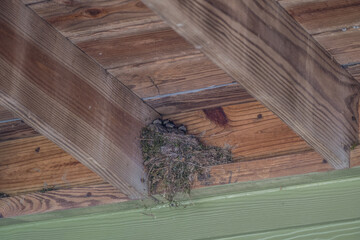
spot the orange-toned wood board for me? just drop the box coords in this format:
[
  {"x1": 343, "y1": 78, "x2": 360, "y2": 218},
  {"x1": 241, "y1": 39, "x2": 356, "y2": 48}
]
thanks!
[
  {"x1": 194, "y1": 150, "x2": 331, "y2": 188},
  {"x1": 0, "y1": 135, "x2": 104, "y2": 195},
  {"x1": 0, "y1": 0, "x2": 159, "y2": 199},
  {"x1": 0, "y1": 100, "x2": 316, "y2": 195},
  {"x1": 0, "y1": 184, "x2": 127, "y2": 218},
  {"x1": 166, "y1": 102, "x2": 312, "y2": 161},
  {"x1": 0, "y1": 149, "x2": 333, "y2": 218}
]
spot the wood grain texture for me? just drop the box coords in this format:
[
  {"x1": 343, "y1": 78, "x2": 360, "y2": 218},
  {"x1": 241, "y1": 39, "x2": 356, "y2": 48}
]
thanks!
[
  {"x1": 0, "y1": 184, "x2": 128, "y2": 218},
  {"x1": 0, "y1": 136, "x2": 104, "y2": 195},
  {"x1": 0, "y1": 0, "x2": 159, "y2": 198},
  {"x1": 24, "y1": 0, "x2": 244, "y2": 112},
  {"x1": 315, "y1": 29, "x2": 360, "y2": 65},
  {"x1": 24, "y1": 0, "x2": 360, "y2": 114},
  {"x1": 195, "y1": 150, "x2": 331, "y2": 188},
  {"x1": 278, "y1": 0, "x2": 360, "y2": 35},
  {"x1": 143, "y1": 0, "x2": 360, "y2": 169},
  {"x1": 2, "y1": 167, "x2": 360, "y2": 239},
  {"x1": 0, "y1": 149, "x2": 331, "y2": 218},
  {"x1": 0, "y1": 120, "x2": 39, "y2": 142},
  {"x1": 146, "y1": 83, "x2": 254, "y2": 114},
  {"x1": 166, "y1": 102, "x2": 313, "y2": 161},
  {"x1": 0, "y1": 103, "x2": 328, "y2": 200},
  {"x1": 25, "y1": 0, "x2": 168, "y2": 44},
  {"x1": 0, "y1": 106, "x2": 16, "y2": 122},
  {"x1": 279, "y1": 0, "x2": 360, "y2": 66},
  {"x1": 111, "y1": 53, "x2": 234, "y2": 99}
]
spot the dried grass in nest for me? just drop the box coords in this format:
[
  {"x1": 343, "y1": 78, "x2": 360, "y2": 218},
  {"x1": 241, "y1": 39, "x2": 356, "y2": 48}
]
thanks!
[{"x1": 141, "y1": 119, "x2": 232, "y2": 202}]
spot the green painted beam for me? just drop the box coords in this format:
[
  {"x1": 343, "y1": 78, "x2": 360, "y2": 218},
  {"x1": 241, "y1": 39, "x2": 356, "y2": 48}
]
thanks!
[{"x1": 1, "y1": 168, "x2": 360, "y2": 239}]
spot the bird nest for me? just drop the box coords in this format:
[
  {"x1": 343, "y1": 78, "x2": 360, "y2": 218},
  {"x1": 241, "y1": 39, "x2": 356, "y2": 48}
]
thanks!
[{"x1": 141, "y1": 119, "x2": 232, "y2": 202}]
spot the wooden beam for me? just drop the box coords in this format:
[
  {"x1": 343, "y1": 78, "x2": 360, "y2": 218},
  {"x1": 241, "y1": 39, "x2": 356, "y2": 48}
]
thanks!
[
  {"x1": 142, "y1": 0, "x2": 360, "y2": 169},
  {"x1": 0, "y1": 0, "x2": 159, "y2": 198},
  {"x1": 1, "y1": 168, "x2": 360, "y2": 239}
]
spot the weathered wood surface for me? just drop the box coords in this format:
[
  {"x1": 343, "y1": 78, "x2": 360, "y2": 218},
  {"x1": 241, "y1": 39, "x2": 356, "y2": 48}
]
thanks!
[
  {"x1": 1, "y1": 149, "x2": 332, "y2": 218},
  {"x1": 278, "y1": 0, "x2": 360, "y2": 83},
  {"x1": 23, "y1": 0, "x2": 360, "y2": 114},
  {"x1": 2, "y1": 168, "x2": 360, "y2": 239},
  {"x1": 21, "y1": 0, "x2": 243, "y2": 114},
  {"x1": 166, "y1": 102, "x2": 313, "y2": 161},
  {"x1": 143, "y1": 0, "x2": 360, "y2": 169},
  {"x1": 0, "y1": 101, "x2": 323, "y2": 196},
  {"x1": 0, "y1": 184, "x2": 128, "y2": 218},
  {"x1": 22, "y1": 0, "x2": 360, "y2": 114},
  {"x1": 279, "y1": 0, "x2": 360, "y2": 35},
  {"x1": 0, "y1": 0, "x2": 159, "y2": 198},
  {"x1": 195, "y1": 150, "x2": 331, "y2": 188},
  {"x1": 0, "y1": 135, "x2": 104, "y2": 195},
  {"x1": 146, "y1": 83, "x2": 254, "y2": 114},
  {"x1": 0, "y1": 120, "x2": 38, "y2": 142}
]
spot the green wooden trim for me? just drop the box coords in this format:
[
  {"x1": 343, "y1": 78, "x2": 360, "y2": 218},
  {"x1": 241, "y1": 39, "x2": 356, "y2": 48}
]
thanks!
[{"x1": 1, "y1": 168, "x2": 360, "y2": 239}]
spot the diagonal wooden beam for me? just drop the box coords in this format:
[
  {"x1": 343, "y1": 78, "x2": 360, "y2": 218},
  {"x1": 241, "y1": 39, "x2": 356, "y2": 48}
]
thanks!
[
  {"x1": 0, "y1": 0, "x2": 160, "y2": 199},
  {"x1": 142, "y1": 0, "x2": 360, "y2": 169}
]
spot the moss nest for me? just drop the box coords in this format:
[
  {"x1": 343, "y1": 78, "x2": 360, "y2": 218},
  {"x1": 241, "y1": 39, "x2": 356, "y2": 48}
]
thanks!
[{"x1": 141, "y1": 119, "x2": 232, "y2": 201}]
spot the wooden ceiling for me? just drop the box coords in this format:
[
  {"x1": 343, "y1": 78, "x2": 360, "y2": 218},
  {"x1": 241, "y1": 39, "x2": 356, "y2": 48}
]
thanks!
[
  {"x1": 0, "y1": 0, "x2": 359, "y2": 217},
  {"x1": 23, "y1": 0, "x2": 360, "y2": 166}
]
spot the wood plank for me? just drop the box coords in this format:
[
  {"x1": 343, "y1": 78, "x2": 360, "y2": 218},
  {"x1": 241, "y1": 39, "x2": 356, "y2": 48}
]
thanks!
[
  {"x1": 146, "y1": 83, "x2": 254, "y2": 114},
  {"x1": 25, "y1": 0, "x2": 243, "y2": 112},
  {"x1": 278, "y1": 0, "x2": 360, "y2": 66},
  {"x1": 0, "y1": 149, "x2": 330, "y2": 218},
  {"x1": 1, "y1": 167, "x2": 360, "y2": 239},
  {"x1": 197, "y1": 150, "x2": 330, "y2": 188},
  {"x1": 315, "y1": 29, "x2": 360, "y2": 65},
  {"x1": 78, "y1": 28, "x2": 198, "y2": 69},
  {"x1": 0, "y1": 0, "x2": 159, "y2": 199},
  {"x1": 0, "y1": 136, "x2": 104, "y2": 195},
  {"x1": 25, "y1": 0, "x2": 168, "y2": 43},
  {"x1": 278, "y1": 0, "x2": 360, "y2": 35},
  {"x1": 143, "y1": 0, "x2": 360, "y2": 169},
  {"x1": 0, "y1": 184, "x2": 127, "y2": 218},
  {"x1": 26, "y1": 0, "x2": 360, "y2": 114},
  {"x1": 166, "y1": 102, "x2": 313, "y2": 161},
  {"x1": 111, "y1": 53, "x2": 234, "y2": 99},
  {"x1": 0, "y1": 120, "x2": 39, "y2": 142},
  {"x1": 0, "y1": 102, "x2": 325, "y2": 198}
]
